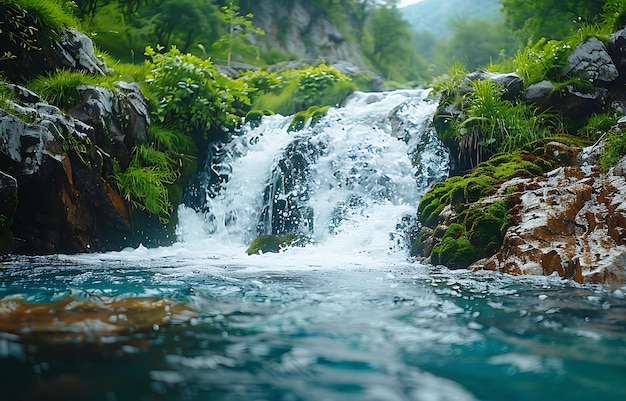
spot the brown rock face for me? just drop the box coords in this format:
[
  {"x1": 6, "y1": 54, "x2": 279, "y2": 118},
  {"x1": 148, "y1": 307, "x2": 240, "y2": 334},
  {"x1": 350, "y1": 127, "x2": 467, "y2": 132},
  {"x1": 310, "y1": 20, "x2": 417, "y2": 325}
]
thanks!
[
  {"x1": 0, "y1": 90, "x2": 135, "y2": 254},
  {"x1": 481, "y1": 166, "x2": 626, "y2": 285}
]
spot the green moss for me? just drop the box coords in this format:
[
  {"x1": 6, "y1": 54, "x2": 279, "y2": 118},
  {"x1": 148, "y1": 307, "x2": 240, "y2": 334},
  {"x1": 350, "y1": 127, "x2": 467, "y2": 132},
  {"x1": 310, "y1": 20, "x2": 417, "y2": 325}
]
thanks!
[
  {"x1": 245, "y1": 109, "x2": 274, "y2": 128},
  {"x1": 288, "y1": 105, "x2": 330, "y2": 132},
  {"x1": 465, "y1": 199, "x2": 511, "y2": 250},
  {"x1": 416, "y1": 139, "x2": 578, "y2": 268},
  {"x1": 246, "y1": 233, "x2": 309, "y2": 255},
  {"x1": 430, "y1": 224, "x2": 481, "y2": 269}
]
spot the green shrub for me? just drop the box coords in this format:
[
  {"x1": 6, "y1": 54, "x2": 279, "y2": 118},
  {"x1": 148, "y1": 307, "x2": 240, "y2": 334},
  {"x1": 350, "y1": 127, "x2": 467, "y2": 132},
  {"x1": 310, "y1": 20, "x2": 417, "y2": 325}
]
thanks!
[
  {"x1": 513, "y1": 38, "x2": 572, "y2": 85},
  {"x1": 451, "y1": 78, "x2": 557, "y2": 166},
  {"x1": 246, "y1": 63, "x2": 357, "y2": 116},
  {"x1": 145, "y1": 45, "x2": 251, "y2": 140},
  {"x1": 112, "y1": 164, "x2": 174, "y2": 223}
]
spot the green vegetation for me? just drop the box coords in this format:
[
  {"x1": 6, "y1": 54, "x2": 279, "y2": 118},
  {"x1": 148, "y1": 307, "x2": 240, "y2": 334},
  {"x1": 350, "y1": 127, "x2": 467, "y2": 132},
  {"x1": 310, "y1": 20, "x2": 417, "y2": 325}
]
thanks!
[
  {"x1": 288, "y1": 106, "x2": 330, "y2": 132},
  {"x1": 213, "y1": 1, "x2": 264, "y2": 66},
  {"x1": 27, "y1": 70, "x2": 99, "y2": 110},
  {"x1": 246, "y1": 63, "x2": 358, "y2": 116},
  {"x1": 144, "y1": 45, "x2": 251, "y2": 140},
  {"x1": 511, "y1": 37, "x2": 572, "y2": 85},
  {"x1": 598, "y1": 129, "x2": 626, "y2": 173},
  {"x1": 416, "y1": 139, "x2": 585, "y2": 267},
  {"x1": 246, "y1": 233, "x2": 309, "y2": 255}
]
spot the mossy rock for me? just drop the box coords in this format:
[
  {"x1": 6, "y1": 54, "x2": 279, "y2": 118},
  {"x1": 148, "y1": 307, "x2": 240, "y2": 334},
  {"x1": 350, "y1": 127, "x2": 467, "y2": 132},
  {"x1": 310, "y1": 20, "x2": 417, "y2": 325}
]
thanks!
[
  {"x1": 418, "y1": 143, "x2": 576, "y2": 230},
  {"x1": 416, "y1": 139, "x2": 578, "y2": 269},
  {"x1": 288, "y1": 105, "x2": 330, "y2": 132},
  {"x1": 246, "y1": 233, "x2": 309, "y2": 255},
  {"x1": 430, "y1": 224, "x2": 482, "y2": 269},
  {"x1": 245, "y1": 109, "x2": 274, "y2": 129}
]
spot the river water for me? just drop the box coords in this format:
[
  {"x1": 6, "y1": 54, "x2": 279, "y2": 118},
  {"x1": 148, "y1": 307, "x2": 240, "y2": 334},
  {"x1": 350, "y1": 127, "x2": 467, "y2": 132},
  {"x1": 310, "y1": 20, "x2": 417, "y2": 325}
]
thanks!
[{"x1": 1, "y1": 90, "x2": 625, "y2": 401}]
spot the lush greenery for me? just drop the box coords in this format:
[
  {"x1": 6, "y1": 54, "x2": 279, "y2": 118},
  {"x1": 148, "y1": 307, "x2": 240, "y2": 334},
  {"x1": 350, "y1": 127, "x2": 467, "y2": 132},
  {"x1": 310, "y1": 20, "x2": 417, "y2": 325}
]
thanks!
[
  {"x1": 417, "y1": 0, "x2": 626, "y2": 269},
  {"x1": 1, "y1": 0, "x2": 386, "y2": 226},
  {"x1": 247, "y1": 63, "x2": 358, "y2": 116},
  {"x1": 63, "y1": 0, "x2": 427, "y2": 84},
  {"x1": 417, "y1": 140, "x2": 582, "y2": 267}
]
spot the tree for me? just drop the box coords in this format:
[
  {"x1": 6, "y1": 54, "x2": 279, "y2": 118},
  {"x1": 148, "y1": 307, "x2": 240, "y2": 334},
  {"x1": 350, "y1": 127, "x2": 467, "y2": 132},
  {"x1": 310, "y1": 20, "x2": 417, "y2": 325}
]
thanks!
[
  {"x1": 72, "y1": 0, "x2": 111, "y2": 20},
  {"x1": 138, "y1": 0, "x2": 220, "y2": 53},
  {"x1": 213, "y1": 1, "x2": 264, "y2": 66},
  {"x1": 440, "y1": 17, "x2": 517, "y2": 70},
  {"x1": 500, "y1": 0, "x2": 605, "y2": 42},
  {"x1": 367, "y1": 3, "x2": 412, "y2": 78}
]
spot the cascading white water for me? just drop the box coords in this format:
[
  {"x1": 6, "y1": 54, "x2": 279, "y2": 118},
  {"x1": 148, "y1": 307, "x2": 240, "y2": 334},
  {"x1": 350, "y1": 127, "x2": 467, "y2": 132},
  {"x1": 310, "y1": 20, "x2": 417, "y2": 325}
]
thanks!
[{"x1": 176, "y1": 89, "x2": 449, "y2": 260}]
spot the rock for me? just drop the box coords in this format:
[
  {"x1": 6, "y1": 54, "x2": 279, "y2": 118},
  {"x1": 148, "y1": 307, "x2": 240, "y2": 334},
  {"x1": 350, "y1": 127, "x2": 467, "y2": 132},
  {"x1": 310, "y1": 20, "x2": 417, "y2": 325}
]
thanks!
[
  {"x1": 0, "y1": 295, "x2": 196, "y2": 342},
  {"x1": 250, "y1": 0, "x2": 366, "y2": 68},
  {"x1": 525, "y1": 81, "x2": 609, "y2": 118},
  {"x1": 0, "y1": 171, "x2": 18, "y2": 254},
  {"x1": 607, "y1": 27, "x2": 626, "y2": 78},
  {"x1": 561, "y1": 37, "x2": 619, "y2": 84},
  {"x1": 246, "y1": 233, "x2": 308, "y2": 255},
  {"x1": 464, "y1": 71, "x2": 525, "y2": 100},
  {"x1": 0, "y1": 101, "x2": 132, "y2": 254},
  {"x1": 68, "y1": 82, "x2": 150, "y2": 169},
  {"x1": 479, "y1": 166, "x2": 626, "y2": 285},
  {"x1": 52, "y1": 28, "x2": 110, "y2": 75},
  {"x1": 0, "y1": 26, "x2": 110, "y2": 83},
  {"x1": 524, "y1": 80, "x2": 555, "y2": 110},
  {"x1": 551, "y1": 85, "x2": 610, "y2": 118},
  {"x1": 257, "y1": 138, "x2": 318, "y2": 236}
]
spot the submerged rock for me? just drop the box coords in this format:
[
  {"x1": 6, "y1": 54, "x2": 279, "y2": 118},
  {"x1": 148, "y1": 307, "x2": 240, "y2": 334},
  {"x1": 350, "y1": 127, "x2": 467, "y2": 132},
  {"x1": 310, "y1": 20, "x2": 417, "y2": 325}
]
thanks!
[{"x1": 0, "y1": 296, "x2": 196, "y2": 343}]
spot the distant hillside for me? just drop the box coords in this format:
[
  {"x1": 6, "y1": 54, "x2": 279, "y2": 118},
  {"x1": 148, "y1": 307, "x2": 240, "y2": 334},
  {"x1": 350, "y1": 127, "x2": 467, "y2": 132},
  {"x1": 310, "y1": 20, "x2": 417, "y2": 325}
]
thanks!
[{"x1": 401, "y1": 0, "x2": 502, "y2": 37}]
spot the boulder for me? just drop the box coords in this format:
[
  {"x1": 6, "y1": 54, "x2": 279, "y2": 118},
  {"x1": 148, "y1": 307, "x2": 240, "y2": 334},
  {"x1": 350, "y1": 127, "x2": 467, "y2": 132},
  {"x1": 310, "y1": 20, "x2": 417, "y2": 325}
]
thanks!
[
  {"x1": 463, "y1": 71, "x2": 525, "y2": 100},
  {"x1": 550, "y1": 85, "x2": 609, "y2": 118},
  {"x1": 0, "y1": 99, "x2": 132, "y2": 254},
  {"x1": 68, "y1": 82, "x2": 150, "y2": 170},
  {"x1": 524, "y1": 80, "x2": 555, "y2": 110},
  {"x1": 561, "y1": 37, "x2": 619, "y2": 84},
  {"x1": 52, "y1": 28, "x2": 110, "y2": 75},
  {"x1": 607, "y1": 27, "x2": 626, "y2": 78},
  {"x1": 0, "y1": 171, "x2": 18, "y2": 254},
  {"x1": 480, "y1": 166, "x2": 626, "y2": 285}
]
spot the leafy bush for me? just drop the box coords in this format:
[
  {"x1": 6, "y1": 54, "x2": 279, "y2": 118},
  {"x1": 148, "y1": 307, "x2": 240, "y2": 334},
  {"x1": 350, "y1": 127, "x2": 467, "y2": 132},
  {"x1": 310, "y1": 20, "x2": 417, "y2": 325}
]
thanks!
[
  {"x1": 246, "y1": 63, "x2": 357, "y2": 115},
  {"x1": 144, "y1": 45, "x2": 251, "y2": 140}
]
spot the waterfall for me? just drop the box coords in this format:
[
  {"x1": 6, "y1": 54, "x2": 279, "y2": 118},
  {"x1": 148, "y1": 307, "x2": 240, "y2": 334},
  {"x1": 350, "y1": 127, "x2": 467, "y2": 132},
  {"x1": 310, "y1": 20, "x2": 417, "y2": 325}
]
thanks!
[{"x1": 176, "y1": 89, "x2": 449, "y2": 257}]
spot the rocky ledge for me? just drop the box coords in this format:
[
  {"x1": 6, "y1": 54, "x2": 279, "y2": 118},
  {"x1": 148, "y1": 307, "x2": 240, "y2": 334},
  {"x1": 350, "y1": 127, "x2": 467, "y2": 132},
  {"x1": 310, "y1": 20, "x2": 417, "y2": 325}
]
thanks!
[
  {"x1": 478, "y1": 153, "x2": 626, "y2": 285},
  {"x1": 418, "y1": 26, "x2": 626, "y2": 286}
]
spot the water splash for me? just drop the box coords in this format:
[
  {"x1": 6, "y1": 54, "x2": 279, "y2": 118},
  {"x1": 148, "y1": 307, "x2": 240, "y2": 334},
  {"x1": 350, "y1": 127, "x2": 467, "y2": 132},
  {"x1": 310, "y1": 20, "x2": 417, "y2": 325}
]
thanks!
[{"x1": 176, "y1": 89, "x2": 448, "y2": 258}]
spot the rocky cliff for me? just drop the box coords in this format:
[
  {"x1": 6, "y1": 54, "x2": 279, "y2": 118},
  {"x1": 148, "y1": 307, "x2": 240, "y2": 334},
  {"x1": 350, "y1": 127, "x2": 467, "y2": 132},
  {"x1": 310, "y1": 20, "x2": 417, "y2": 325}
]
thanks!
[
  {"x1": 418, "y1": 27, "x2": 626, "y2": 285},
  {"x1": 243, "y1": 0, "x2": 367, "y2": 67},
  {"x1": 0, "y1": 29, "x2": 145, "y2": 254}
]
